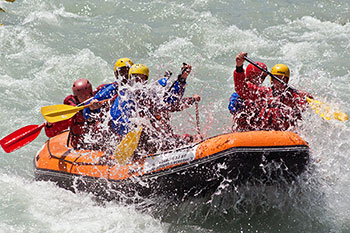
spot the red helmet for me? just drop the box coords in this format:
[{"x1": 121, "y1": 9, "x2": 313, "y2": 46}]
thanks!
[
  {"x1": 72, "y1": 78, "x2": 92, "y2": 97},
  {"x1": 246, "y1": 62, "x2": 267, "y2": 84}
]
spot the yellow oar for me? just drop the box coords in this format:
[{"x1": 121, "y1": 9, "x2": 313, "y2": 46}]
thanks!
[
  {"x1": 41, "y1": 104, "x2": 86, "y2": 123},
  {"x1": 41, "y1": 100, "x2": 108, "y2": 123},
  {"x1": 114, "y1": 127, "x2": 142, "y2": 166},
  {"x1": 244, "y1": 56, "x2": 348, "y2": 122},
  {"x1": 306, "y1": 97, "x2": 348, "y2": 122}
]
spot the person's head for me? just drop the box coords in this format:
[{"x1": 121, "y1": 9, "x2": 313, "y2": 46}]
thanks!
[
  {"x1": 72, "y1": 78, "x2": 93, "y2": 103},
  {"x1": 246, "y1": 62, "x2": 268, "y2": 85},
  {"x1": 128, "y1": 64, "x2": 149, "y2": 85},
  {"x1": 114, "y1": 58, "x2": 133, "y2": 83},
  {"x1": 270, "y1": 64, "x2": 290, "y2": 91}
]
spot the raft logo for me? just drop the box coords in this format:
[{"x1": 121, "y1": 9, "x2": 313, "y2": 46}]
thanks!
[{"x1": 144, "y1": 145, "x2": 198, "y2": 173}]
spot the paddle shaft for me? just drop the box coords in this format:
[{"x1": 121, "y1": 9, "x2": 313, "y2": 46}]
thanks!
[
  {"x1": 243, "y1": 56, "x2": 299, "y2": 94},
  {"x1": 77, "y1": 97, "x2": 94, "y2": 107},
  {"x1": 244, "y1": 56, "x2": 349, "y2": 122}
]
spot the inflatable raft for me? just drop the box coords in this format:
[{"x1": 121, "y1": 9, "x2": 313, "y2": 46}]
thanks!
[{"x1": 34, "y1": 130, "x2": 310, "y2": 201}]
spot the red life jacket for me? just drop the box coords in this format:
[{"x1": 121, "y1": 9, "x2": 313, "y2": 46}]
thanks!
[{"x1": 44, "y1": 95, "x2": 88, "y2": 149}]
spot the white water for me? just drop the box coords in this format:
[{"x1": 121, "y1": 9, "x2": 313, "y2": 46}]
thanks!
[{"x1": 1, "y1": 0, "x2": 349, "y2": 232}]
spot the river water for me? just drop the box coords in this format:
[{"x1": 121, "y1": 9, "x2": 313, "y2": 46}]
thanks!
[{"x1": 0, "y1": 0, "x2": 349, "y2": 232}]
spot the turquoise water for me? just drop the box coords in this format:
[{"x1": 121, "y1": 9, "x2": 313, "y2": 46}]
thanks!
[{"x1": 1, "y1": 0, "x2": 349, "y2": 232}]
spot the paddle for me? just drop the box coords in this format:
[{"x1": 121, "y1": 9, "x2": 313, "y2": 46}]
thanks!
[
  {"x1": 243, "y1": 56, "x2": 349, "y2": 122},
  {"x1": 41, "y1": 99, "x2": 109, "y2": 124},
  {"x1": 0, "y1": 123, "x2": 45, "y2": 153},
  {"x1": 114, "y1": 127, "x2": 143, "y2": 165}
]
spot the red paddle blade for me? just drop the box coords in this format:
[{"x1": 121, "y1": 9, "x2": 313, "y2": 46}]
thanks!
[{"x1": 0, "y1": 123, "x2": 45, "y2": 153}]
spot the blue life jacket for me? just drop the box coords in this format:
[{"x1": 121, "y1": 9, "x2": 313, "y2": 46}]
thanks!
[{"x1": 110, "y1": 90, "x2": 136, "y2": 135}]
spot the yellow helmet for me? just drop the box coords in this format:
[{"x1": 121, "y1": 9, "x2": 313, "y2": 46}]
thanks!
[
  {"x1": 271, "y1": 64, "x2": 290, "y2": 78},
  {"x1": 128, "y1": 64, "x2": 149, "y2": 79},
  {"x1": 114, "y1": 58, "x2": 133, "y2": 72}
]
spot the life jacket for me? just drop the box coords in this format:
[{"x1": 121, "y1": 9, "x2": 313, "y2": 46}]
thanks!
[
  {"x1": 63, "y1": 95, "x2": 89, "y2": 149},
  {"x1": 256, "y1": 94, "x2": 292, "y2": 131}
]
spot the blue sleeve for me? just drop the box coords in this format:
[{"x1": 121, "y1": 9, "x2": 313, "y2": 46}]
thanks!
[
  {"x1": 163, "y1": 80, "x2": 186, "y2": 105},
  {"x1": 228, "y1": 92, "x2": 242, "y2": 114},
  {"x1": 94, "y1": 83, "x2": 118, "y2": 101},
  {"x1": 83, "y1": 83, "x2": 118, "y2": 119}
]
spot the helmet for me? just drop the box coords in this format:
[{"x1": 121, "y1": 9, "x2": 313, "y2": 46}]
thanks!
[
  {"x1": 114, "y1": 58, "x2": 133, "y2": 72},
  {"x1": 128, "y1": 64, "x2": 149, "y2": 80},
  {"x1": 72, "y1": 78, "x2": 92, "y2": 97},
  {"x1": 246, "y1": 62, "x2": 267, "y2": 82},
  {"x1": 271, "y1": 64, "x2": 290, "y2": 78}
]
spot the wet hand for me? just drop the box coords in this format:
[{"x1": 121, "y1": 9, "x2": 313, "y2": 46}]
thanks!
[
  {"x1": 236, "y1": 52, "x2": 247, "y2": 67},
  {"x1": 89, "y1": 99, "x2": 102, "y2": 111},
  {"x1": 192, "y1": 94, "x2": 201, "y2": 103}
]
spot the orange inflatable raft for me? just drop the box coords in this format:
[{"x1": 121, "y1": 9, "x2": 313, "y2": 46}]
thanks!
[{"x1": 34, "y1": 130, "x2": 310, "y2": 200}]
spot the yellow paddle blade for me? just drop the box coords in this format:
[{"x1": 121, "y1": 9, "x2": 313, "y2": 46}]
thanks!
[
  {"x1": 334, "y1": 112, "x2": 349, "y2": 122},
  {"x1": 114, "y1": 127, "x2": 143, "y2": 166},
  {"x1": 41, "y1": 104, "x2": 85, "y2": 123},
  {"x1": 306, "y1": 97, "x2": 348, "y2": 122}
]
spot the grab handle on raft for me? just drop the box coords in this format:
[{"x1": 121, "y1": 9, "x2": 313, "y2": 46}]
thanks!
[{"x1": 243, "y1": 56, "x2": 348, "y2": 122}]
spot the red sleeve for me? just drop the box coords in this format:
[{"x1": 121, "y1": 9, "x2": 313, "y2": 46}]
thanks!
[
  {"x1": 233, "y1": 70, "x2": 271, "y2": 101},
  {"x1": 44, "y1": 119, "x2": 72, "y2": 138}
]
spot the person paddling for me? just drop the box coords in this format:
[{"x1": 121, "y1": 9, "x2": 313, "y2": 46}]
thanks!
[
  {"x1": 44, "y1": 78, "x2": 100, "y2": 149},
  {"x1": 229, "y1": 59, "x2": 268, "y2": 131},
  {"x1": 231, "y1": 52, "x2": 312, "y2": 131}
]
